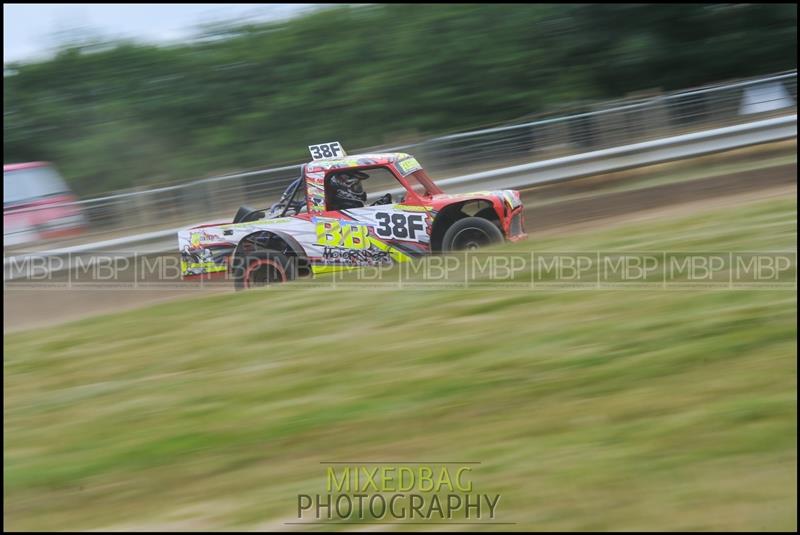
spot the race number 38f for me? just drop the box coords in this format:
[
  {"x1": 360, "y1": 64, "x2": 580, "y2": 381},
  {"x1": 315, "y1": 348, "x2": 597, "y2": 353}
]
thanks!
[
  {"x1": 308, "y1": 142, "x2": 345, "y2": 160},
  {"x1": 375, "y1": 212, "x2": 426, "y2": 241}
]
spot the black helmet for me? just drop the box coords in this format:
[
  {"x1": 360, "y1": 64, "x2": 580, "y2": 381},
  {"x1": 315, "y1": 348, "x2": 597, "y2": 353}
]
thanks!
[{"x1": 329, "y1": 170, "x2": 368, "y2": 209}]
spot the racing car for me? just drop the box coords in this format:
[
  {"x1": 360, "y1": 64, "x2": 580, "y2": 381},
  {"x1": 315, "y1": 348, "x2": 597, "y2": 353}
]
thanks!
[{"x1": 178, "y1": 142, "x2": 526, "y2": 289}]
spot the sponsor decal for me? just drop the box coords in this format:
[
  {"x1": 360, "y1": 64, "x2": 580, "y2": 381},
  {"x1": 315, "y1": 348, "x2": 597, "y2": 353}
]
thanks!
[
  {"x1": 396, "y1": 156, "x2": 422, "y2": 176},
  {"x1": 322, "y1": 246, "x2": 392, "y2": 265},
  {"x1": 316, "y1": 220, "x2": 372, "y2": 249},
  {"x1": 393, "y1": 204, "x2": 432, "y2": 212}
]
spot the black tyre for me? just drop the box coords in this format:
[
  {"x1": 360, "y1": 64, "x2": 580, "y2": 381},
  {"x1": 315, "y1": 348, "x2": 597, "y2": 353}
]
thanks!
[
  {"x1": 441, "y1": 217, "x2": 504, "y2": 252},
  {"x1": 232, "y1": 249, "x2": 295, "y2": 290}
]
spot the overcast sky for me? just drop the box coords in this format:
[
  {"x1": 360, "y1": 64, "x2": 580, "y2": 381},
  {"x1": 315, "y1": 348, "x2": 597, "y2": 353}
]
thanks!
[{"x1": 3, "y1": 3, "x2": 322, "y2": 64}]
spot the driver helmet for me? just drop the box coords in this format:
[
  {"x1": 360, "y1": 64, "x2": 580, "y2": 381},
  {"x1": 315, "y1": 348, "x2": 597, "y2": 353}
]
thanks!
[{"x1": 329, "y1": 170, "x2": 368, "y2": 209}]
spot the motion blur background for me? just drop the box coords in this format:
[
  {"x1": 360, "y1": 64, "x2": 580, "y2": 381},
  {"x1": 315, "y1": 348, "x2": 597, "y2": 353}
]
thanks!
[
  {"x1": 4, "y1": 4, "x2": 797, "y2": 195},
  {"x1": 4, "y1": 3, "x2": 798, "y2": 532}
]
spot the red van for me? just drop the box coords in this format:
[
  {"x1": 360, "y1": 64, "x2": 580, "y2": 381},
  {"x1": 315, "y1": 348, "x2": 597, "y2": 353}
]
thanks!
[{"x1": 4, "y1": 162, "x2": 88, "y2": 246}]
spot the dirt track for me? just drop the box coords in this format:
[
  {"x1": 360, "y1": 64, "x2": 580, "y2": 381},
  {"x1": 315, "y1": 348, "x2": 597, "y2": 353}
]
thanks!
[
  {"x1": 4, "y1": 161, "x2": 797, "y2": 332},
  {"x1": 524, "y1": 162, "x2": 796, "y2": 230}
]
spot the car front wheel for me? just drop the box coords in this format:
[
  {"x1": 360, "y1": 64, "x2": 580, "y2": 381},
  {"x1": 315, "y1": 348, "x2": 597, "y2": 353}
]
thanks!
[{"x1": 441, "y1": 217, "x2": 504, "y2": 252}]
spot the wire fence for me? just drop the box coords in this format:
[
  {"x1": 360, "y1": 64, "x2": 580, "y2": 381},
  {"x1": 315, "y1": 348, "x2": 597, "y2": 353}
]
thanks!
[{"x1": 5, "y1": 70, "x2": 797, "y2": 247}]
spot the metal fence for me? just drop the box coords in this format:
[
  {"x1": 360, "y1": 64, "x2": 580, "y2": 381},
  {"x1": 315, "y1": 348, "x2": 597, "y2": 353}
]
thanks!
[
  {"x1": 5, "y1": 70, "x2": 797, "y2": 247},
  {"x1": 406, "y1": 70, "x2": 798, "y2": 174}
]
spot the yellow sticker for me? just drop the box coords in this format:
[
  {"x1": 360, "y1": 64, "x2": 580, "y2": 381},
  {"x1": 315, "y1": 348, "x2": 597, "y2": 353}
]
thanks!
[
  {"x1": 316, "y1": 221, "x2": 370, "y2": 249},
  {"x1": 394, "y1": 204, "x2": 431, "y2": 212},
  {"x1": 397, "y1": 157, "x2": 421, "y2": 176}
]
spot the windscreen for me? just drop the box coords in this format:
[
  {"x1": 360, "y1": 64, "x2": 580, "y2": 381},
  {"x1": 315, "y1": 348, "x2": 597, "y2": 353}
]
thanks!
[
  {"x1": 405, "y1": 169, "x2": 443, "y2": 197},
  {"x1": 395, "y1": 155, "x2": 442, "y2": 197},
  {"x1": 4, "y1": 166, "x2": 70, "y2": 205}
]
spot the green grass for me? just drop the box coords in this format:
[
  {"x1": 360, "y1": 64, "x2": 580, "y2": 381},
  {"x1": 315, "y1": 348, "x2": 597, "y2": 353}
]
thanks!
[{"x1": 4, "y1": 195, "x2": 797, "y2": 531}]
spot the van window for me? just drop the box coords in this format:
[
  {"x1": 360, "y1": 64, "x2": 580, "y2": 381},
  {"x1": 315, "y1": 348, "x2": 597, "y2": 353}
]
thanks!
[{"x1": 3, "y1": 166, "x2": 70, "y2": 205}]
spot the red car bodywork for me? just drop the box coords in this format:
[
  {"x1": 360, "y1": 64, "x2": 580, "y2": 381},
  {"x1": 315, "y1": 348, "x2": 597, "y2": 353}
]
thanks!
[
  {"x1": 179, "y1": 151, "x2": 526, "y2": 282},
  {"x1": 299, "y1": 153, "x2": 526, "y2": 244}
]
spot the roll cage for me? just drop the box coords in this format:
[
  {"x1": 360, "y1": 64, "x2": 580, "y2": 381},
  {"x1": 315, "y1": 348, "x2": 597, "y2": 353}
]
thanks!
[
  {"x1": 237, "y1": 154, "x2": 444, "y2": 223},
  {"x1": 235, "y1": 167, "x2": 307, "y2": 223}
]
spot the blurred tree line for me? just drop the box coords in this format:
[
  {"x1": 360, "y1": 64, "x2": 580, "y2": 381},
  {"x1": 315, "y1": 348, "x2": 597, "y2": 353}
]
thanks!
[{"x1": 4, "y1": 4, "x2": 797, "y2": 196}]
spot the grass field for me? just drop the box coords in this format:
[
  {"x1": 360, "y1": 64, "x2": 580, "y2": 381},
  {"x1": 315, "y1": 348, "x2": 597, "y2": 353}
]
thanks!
[{"x1": 4, "y1": 193, "x2": 797, "y2": 531}]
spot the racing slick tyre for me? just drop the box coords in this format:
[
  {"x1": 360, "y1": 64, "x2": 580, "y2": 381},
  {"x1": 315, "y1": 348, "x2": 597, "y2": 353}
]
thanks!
[
  {"x1": 441, "y1": 217, "x2": 504, "y2": 252},
  {"x1": 233, "y1": 249, "x2": 296, "y2": 291}
]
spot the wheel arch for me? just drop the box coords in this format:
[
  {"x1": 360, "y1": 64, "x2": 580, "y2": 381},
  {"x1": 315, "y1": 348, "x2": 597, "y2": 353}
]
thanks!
[
  {"x1": 232, "y1": 230, "x2": 311, "y2": 277},
  {"x1": 430, "y1": 198, "x2": 503, "y2": 252}
]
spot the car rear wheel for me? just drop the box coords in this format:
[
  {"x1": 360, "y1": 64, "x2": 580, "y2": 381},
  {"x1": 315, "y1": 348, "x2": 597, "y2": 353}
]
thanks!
[
  {"x1": 233, "y1": 250, "x2": 295, "y2": 290},
  {"x1": 441, "y1": 217, "x2": 504, "y2": 252}
]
